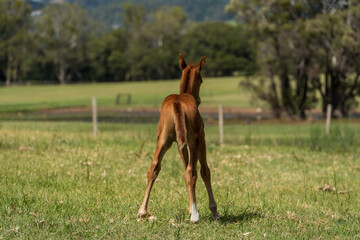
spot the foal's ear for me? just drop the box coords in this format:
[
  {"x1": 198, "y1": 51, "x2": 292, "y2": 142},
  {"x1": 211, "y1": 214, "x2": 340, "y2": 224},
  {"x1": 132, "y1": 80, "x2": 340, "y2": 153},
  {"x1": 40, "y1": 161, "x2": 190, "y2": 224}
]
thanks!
[
  {"x1": 197, "y1": 56, "x2": 206, "y2": 71},
  {"x1": 179, "y1": 53, "x2": 187, "y2": 70}
]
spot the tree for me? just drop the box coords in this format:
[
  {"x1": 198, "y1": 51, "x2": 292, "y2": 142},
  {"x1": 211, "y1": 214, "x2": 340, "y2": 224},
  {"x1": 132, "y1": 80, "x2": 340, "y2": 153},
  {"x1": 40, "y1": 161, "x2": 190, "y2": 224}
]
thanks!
[
  {"x1": 0, "y1": 0, "x2": 32, "y2": 86},
  {"x1": 122, "y1": 2, "x2": 147, "y2": 47},
  {"x1": 142, "y1": 6, "x2": 187, "y2": 79},
  {"x1": 306, "y1": 2, "x2": 360, "y2": 117},
  {"x1": 226, "y1": 0, "x2": 360, "y2": 118},
  {"x1": 87, "y1": 29, "x2": 127, "y2": 82},
  {"x1": 145, "y1": 6, "x2": 187, "y2": 49},
  {"x1": 181, "y1": 22, "x2": 256, "y2": 77},
  {"x1": 120, "y1": 3, "x2": 149, "y2": 80},
  {"x1": 226, "y1": 0, "x2": 321, "y2": 118},
  {"x1": 121, "y1": 4, "x2": 188, "y2": 80},
  {"x1": 66, "y1": 0, "x2": 231, "y2": 27},
  {"x1": 36, "y1": 3, "x2": 95, "y2": 84}
]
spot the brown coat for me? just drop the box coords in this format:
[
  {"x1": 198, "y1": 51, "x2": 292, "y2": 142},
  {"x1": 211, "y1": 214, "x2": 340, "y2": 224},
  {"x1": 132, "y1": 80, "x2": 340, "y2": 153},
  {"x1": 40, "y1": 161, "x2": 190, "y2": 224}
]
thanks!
[{"x1": 138, "y1": 54, "x2": 219, "y2": 223}]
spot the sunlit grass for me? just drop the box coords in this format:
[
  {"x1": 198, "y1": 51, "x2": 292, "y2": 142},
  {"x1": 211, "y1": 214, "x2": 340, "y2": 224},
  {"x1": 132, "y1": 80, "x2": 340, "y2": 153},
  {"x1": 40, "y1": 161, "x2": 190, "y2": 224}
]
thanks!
[
  {"x1": 0, "y1": 121, "x2": 359, "y2": 239},
  {"x1": 0, "y1": 77, "x2": 265, "y2": 114},
  {"x1": 1, "y1": 75, "x2": 359, "y2": 116}
]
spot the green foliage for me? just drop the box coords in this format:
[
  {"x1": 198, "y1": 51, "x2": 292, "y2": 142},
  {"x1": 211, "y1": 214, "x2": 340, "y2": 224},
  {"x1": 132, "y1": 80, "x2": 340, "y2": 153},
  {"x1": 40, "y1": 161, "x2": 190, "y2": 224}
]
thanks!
[
  {"x1": 66, "y1": 0, "x2": 231, "y2": 27},
  {"x1": 145, "y1": 6, "x2": 187, "y2": 48},
  {"x1": 181, "y1": 22, "x2": 256, "y2": 76},
  {"x1": 84, "y1": 5, "x2": 254, "y2": 81},
  {"x1": 304, "y1": 4, "x2": 360, "y2": 117},
  {"x1": 226, "y1": 0, "x2": 360, "y2": 119},
  {"x1": 87, "y1": 29, "x2": 127, "y2": 82},
  {"x1": 0, "y1": 0, "x2": 32, "y2": 85},
  {"x1": 34, "y1": 3, "x2": 97, "y2": 84},
  {"x1": 121, "y1": 5, "x2": 187, "y2": 80},
  {"x1": 0, "y1": 2, "x2": 255, "y2": 84}
]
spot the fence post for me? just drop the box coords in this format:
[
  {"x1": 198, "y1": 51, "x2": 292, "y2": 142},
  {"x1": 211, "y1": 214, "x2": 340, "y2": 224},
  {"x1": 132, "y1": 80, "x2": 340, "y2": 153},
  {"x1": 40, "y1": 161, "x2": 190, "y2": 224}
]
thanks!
[
  {"x1": 325, "y1": 104, "x2": 332, "y2": 136},
  {"x1": 219, "y1": 104, "x2": 224, "y2": 145},
  {"x1": 92, "y1": 97, "x2": 98, "y2": 136}
]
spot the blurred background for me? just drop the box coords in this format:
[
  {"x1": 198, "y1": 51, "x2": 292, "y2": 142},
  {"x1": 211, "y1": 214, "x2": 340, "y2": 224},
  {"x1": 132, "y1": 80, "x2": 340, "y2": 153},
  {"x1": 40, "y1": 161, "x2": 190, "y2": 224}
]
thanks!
[{"x1": 0, "y1": 0, "x2": 359, "y2": 122}]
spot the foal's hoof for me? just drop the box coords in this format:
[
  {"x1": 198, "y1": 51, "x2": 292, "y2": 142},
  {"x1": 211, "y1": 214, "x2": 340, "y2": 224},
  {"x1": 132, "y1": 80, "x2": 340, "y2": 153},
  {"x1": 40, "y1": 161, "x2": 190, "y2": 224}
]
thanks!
[
  {"x1": 190, "y1": 213, "x2": 200, "y2": 223},
  {"x1": 210, "y1": 206, "x2": 220, "y2": 220},
  {"x1": 137, "y1": 208, "x2": 147, "y2": 218},
  {"x1": 212, "y1": 212, "x2": 220, "y2": 220}
]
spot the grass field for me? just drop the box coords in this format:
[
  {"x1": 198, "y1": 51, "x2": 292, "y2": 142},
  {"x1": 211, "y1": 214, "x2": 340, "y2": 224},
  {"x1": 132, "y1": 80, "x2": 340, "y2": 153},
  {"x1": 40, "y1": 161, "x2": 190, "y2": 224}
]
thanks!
[
  {"x1": 0, "y1": 77, "x2": 264, "y2": 114},
  {"x1": 2, "y1": 76, "x2": 360, "y2": 118},
  {"x1": 1, "y1": 120, "x2": 359, "y2": 239}
]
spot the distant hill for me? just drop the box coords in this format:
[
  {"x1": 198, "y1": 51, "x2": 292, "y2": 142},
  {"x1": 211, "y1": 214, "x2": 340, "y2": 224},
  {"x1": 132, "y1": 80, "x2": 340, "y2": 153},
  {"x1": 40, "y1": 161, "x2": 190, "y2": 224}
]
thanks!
[{"x1": 27, "y1": 0, "x2": 232, "y2": 29}]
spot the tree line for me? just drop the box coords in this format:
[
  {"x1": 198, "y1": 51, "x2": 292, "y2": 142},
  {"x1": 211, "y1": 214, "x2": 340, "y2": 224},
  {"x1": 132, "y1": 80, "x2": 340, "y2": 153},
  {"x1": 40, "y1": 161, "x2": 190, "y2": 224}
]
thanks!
[
  {"x1": 65, "y1": 0, "x2": 232, "y2": 26},
  {"x1": 0, "y1": 0, "x2": 255, "y2": 85},
  {"x1": 1, "y1": 0, "x2": 359, "y2": 119},
  {"x1": 226, "y1": 0, "x2": 360, "y2": 118}
]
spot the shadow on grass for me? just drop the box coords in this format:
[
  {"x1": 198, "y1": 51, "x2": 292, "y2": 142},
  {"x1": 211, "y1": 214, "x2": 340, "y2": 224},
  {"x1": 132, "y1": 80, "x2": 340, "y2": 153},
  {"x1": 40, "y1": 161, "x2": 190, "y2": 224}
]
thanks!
[{"x1": 219, "y1": 210, "x2": 263, "y2": 224}]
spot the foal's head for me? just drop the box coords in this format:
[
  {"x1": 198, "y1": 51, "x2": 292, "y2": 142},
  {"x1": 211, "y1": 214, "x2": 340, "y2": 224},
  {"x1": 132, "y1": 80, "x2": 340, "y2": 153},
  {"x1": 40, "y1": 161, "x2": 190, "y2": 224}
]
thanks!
[{"x1": 179, "y1": 53, "x2": 206, "y2": 106}]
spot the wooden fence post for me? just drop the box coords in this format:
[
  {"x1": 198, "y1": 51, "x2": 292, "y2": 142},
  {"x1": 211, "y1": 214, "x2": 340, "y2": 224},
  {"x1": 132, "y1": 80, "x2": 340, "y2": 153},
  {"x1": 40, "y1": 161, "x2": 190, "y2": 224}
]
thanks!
[
  {"x1": 92, "y1": 97, "x2": 98, "y2": 136},
  {"x1": 219, "y1": 104, "x2": 224, "y2": 145},
  {"x1": 325, "y1": 104, "x2": 332, "y2": 136}
]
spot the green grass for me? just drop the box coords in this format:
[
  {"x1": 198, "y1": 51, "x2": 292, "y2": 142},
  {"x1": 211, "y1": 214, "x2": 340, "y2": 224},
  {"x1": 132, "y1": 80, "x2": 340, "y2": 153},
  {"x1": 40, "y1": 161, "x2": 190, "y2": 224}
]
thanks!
[
  {"x1": 1, "y1": 121, "x2": 359, "y2": 239},
  {"x1": 0, "y1": 77, "x2": 264, "y2": 114},
  {"x1": 1, "y1": 76, "x2": 360, "y2": 116}
]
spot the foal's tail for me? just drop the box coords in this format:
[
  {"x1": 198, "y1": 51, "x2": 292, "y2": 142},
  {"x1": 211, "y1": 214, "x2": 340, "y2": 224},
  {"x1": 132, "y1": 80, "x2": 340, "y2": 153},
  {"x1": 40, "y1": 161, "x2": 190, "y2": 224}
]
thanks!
[{"x1": 173, "y1": 101, "x2": 187, "y2": 149}]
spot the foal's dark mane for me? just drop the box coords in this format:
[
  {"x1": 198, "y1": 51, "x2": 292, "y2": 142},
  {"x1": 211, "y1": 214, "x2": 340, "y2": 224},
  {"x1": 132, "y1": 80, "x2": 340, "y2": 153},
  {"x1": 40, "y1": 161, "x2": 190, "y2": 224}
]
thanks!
[{"x1": 179, "y1": 63, "x2": 196, "y2": 95}]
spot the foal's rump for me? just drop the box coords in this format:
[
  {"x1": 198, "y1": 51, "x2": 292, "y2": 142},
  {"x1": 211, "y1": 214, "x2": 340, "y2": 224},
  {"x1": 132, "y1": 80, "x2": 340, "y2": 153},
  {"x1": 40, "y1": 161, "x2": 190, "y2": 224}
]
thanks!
[{"x1": 159, "y1": 93, "x2": 199, "y2": 147}]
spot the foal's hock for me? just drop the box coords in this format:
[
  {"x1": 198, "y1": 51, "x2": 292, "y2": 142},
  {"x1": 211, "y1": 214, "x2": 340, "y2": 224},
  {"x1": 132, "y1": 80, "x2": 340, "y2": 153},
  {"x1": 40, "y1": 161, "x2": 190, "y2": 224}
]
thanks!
[{"x1": 137, "y1": 54, "x2": 219, "y2": 223}]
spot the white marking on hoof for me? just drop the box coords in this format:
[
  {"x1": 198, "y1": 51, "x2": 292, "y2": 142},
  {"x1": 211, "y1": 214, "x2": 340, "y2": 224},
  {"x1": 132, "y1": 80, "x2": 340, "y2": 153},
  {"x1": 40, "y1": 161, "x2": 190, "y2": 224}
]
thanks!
[{"x1": 190, "y1": 202, "x2": 200, "y2": 223}]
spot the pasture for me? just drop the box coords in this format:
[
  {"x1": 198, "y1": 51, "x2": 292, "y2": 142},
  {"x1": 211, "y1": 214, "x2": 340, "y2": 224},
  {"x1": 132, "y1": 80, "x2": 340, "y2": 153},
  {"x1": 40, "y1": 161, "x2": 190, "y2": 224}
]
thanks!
[
  {"x1": 1, "y1": 121, "x2": 359, "y2": 239},
  {"x1": 0, "y1": 77, "x2": 260, "y2": 114}
]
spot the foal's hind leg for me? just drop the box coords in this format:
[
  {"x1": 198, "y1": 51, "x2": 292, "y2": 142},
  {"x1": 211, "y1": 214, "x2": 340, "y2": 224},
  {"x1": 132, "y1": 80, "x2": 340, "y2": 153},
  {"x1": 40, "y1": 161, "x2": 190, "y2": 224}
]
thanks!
[
  {"x1": 138, "y1": 138, "x2": 171, "y2": 218},
  {"x1": 199, "y1": 133, "x2": 219, "y2": 220},
  {"x1": 179, "y1": 143, "x2": 200, "y2": 223}
]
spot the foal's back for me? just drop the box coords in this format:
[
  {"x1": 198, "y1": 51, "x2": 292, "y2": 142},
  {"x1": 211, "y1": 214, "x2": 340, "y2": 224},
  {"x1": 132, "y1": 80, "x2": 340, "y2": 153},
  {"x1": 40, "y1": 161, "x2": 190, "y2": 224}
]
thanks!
[{"x1": 157, "y1": 93, "x2": 201, "y2": 145}]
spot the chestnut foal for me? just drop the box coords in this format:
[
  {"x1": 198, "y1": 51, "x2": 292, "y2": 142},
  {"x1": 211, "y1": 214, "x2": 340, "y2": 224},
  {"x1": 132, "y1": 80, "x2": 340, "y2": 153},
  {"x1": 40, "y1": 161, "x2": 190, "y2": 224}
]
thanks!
[{"x1": 138, "y1": 54, "x2": 219, "y2": 223}]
